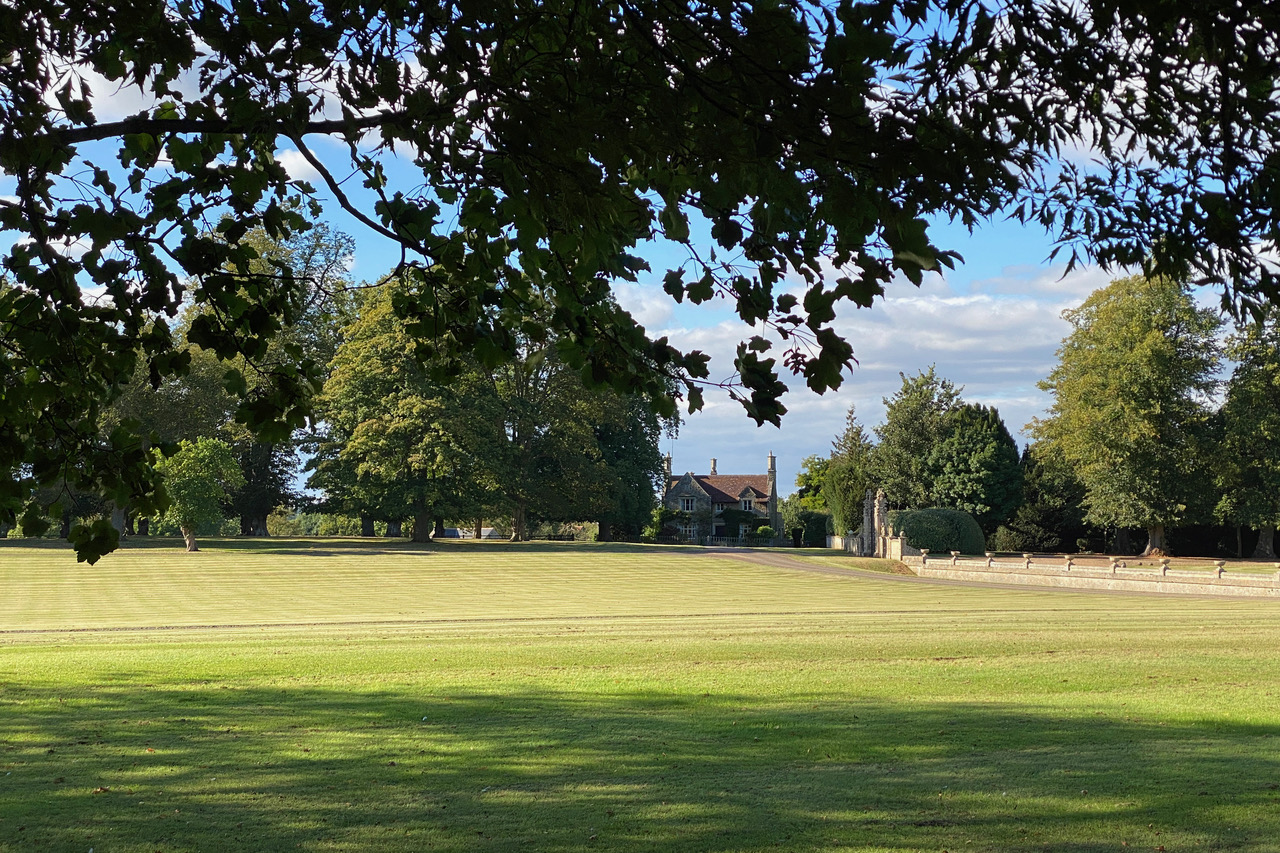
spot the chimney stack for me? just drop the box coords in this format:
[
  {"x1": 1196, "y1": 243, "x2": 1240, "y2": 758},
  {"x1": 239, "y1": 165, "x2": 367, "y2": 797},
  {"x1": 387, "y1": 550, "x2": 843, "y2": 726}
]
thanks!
[
  {"x1": 767, "y1": 452, "x2": 778, "y2": 531},
  {"x1": 663, "y1": 454, "x2": 672, "y2": 482},
  {"x1": 709, "y1": 458, "x2": 717, "y2": 475}
]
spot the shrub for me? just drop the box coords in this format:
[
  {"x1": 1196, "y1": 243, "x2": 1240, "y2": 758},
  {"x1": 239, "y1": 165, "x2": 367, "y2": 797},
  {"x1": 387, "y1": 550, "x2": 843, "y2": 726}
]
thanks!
[
  {"x1": 754, "y1": 525, "x2": 775, "y2": 540},
  {"x1": 889, "y1": 508, "x2": 985, "y2": 554},
  {"x1": 792, "y1": 510, "x2": 831, "y2": 547}
]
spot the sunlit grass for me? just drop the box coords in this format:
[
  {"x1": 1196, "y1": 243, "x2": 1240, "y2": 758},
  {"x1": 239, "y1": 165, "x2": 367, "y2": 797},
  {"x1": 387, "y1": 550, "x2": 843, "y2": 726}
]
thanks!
[{"x1": 2, "y1": 539, "x2": 1279, "y2": 851}]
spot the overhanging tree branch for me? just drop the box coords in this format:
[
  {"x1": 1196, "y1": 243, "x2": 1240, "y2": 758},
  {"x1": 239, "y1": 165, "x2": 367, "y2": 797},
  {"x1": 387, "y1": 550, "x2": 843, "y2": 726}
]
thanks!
[{"x1": 43, "y1": 110, "x2": 408, "y2": 147}]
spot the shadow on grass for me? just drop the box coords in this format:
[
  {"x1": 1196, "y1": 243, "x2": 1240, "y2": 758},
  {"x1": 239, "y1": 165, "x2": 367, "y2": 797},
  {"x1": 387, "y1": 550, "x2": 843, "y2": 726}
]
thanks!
[
  {"x1": 0, "y1": 537, "x2": 711, "y2": 559},
  {"x1": 3, "y1": 682, "x2": 1278, "y2": 851}
]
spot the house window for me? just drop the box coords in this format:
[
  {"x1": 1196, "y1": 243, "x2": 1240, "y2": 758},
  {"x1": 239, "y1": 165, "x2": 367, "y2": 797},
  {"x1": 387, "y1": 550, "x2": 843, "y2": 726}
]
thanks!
[
  {"x1": 739, "y1": 524, "x2": 749, "y2": 538},
  {"x1": 679, "y1": 523, "x2": 696, "y2": 540},
  {"x1": 741, "y1": 498, "x2": 752, "y2": 511},
  {"x1": 680, "y1": 497, "x2": 696, "y2": 512}
]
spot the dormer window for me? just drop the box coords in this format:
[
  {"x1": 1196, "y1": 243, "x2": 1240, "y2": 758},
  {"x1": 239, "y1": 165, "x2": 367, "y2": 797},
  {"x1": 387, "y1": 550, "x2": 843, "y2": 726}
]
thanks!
[
  {"x1": 681, "y1": 497, "x2": 696, "y2": 512},
  {"x1": 741, "y1": 498, "x2": 753, "y2": 511}
]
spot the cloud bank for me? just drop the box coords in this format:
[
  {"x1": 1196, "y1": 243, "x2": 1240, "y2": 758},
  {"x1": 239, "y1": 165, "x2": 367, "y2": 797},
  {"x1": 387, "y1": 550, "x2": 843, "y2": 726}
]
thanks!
[{"x1": 617, "y1": 262, "x2": 1119, "y2": 496}]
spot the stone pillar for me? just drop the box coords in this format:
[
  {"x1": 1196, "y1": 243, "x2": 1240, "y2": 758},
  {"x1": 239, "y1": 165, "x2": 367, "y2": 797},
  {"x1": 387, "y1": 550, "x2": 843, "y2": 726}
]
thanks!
[
  {"x1": 862, "y1": 489, "x2": 875, "y2": 556},
  {"x1": 873, "y1": 489, "x2": 888, "y2": 558}
]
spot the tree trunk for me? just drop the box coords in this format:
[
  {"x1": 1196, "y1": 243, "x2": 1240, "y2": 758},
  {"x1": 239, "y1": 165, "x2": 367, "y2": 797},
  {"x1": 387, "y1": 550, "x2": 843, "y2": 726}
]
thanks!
[
  {"x1": 125, "y1": 512, "x2": 136, "y2": 536},
  {"x1": 360, "y1": 514, "x2": 375, "y2": 537},
  {"x1": 433, "y1": 516, "x2": 445, "y2": 538},
  {"x1": 110, "y1": 506, "x2": 127, "y2": 539},
  {"x1": 137, "y1": 517, "x2": 150, "y2": 536},
  {"x1": 386, "y1": 519, "x2": 403, "y2": 537},
  {"x1": 181, "y1": 526, "x2": 199, "y2": 552},
  {"x1": 1113, "y1": 528, "x2": 1132, "y2": 555},
  {"x1": 1254, "y1": 524, "x2": 1276, "y2": 559},
  {"x1": 1141, "y1": 524, "x2": 1167, "y2": 556},
  {"x1": 511, "y1": 502, "x2": 526, "y2": 541},
  {"x1": 240, "y1": 514, "x2": 269, "y2": 536},
  {"x1": 473, "y1": 519, "x2": 483, "y2": 539},
  {"x1": 411, "y1": 511, "x2": 432, "y2": 543},
  {"x1": 59, "y1": 508, "x2": 72, "y2": 539},
  {"x1": 596, "y1": 516, "x2": 613, "y2": 542}
]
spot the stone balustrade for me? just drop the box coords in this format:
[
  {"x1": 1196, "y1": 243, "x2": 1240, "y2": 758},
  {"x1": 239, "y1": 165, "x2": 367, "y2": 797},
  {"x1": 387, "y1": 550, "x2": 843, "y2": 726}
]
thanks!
[{"x1": 898, "y1": 552, "x2": 1280, "y2": 599}]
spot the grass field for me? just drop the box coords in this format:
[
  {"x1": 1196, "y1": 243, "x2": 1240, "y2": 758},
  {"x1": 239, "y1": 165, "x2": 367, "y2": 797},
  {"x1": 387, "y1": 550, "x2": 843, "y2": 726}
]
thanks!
[{"x1": 3, "y1": 538, "x2": 1280, "y2": 852}]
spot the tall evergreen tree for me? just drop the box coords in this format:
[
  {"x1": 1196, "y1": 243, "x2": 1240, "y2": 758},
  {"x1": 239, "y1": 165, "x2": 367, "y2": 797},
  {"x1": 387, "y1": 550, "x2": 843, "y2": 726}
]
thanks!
[
  {"x1": 992, "y1": 444, "x2": 1092, "y2": 553},
  {"x1": 870, "y1": 367, "x2": 961, "y2": 508},
  {"x1": 927, "y1": 404, "x2": 1022, "y2": 536},
  {"x1": 824, "y1": 405, "x2": 874, "y2": 534}
]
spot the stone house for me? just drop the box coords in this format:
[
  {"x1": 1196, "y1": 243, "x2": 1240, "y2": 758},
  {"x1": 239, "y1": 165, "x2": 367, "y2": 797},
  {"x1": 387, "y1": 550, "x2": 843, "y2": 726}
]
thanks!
[{"x1": 661, "y1": 454, "x2": 781, "y2": 539}]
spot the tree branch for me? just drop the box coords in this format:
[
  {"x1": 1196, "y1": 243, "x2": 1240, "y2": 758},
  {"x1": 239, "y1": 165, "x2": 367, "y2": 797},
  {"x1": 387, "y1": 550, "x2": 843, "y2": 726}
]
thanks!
[{"x1": 46, "y1": 110, "x2": 407, "y2": 146}]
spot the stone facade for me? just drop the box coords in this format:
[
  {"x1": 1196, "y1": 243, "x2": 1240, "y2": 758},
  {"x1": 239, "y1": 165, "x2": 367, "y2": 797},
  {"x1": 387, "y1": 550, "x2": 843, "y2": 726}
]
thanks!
[
  {"x1": 661, "y1": 454, "x2": 781, "y2": 539},
  {"x1": 850, "y1": 487, "x2": 914, "y2": 558}
]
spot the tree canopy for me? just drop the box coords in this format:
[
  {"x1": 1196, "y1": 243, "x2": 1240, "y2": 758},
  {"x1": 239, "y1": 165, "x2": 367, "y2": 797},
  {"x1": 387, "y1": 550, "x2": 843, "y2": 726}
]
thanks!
[
  {"x1": 7, "y1": 0, "x2": 1280, "y2": 560},
  {"x1": 309, "y1": 279, "x2": 666, "y2": 541},
  {"x1": 927, "y1": 403, "x2": 1022, "y2": 535},
  {"x1": 1031, "y1": 275, "x2": 1222, "y2": 555},
  {"x1": 1216, "y1": 312, "x2": 1280, "y2": 558},
  {"x1": 869, "y1": 367, "x2": 962, "y2": 508},
  {"x1": 153, "y1": 437, "x2": 244, "y2": 552}
]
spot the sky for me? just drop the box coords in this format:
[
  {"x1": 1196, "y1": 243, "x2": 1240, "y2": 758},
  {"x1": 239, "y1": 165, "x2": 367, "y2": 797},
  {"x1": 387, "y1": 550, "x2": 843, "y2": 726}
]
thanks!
[
  {"x1": 2, "y1": 134, "x2": 1133, "y2": 499},
  {"x1": 302, "y1": 174, "x2": 1128, "y2": 496},
  {"x1": 281, "y1": 146, "x2": 1125, "y2": 497},
  {"x1": 608, "y1": 221, "x2": 1119, "y2": 497},
  {"x1": 2, "y1": 79, "x2": 1200, "y2": 501}
]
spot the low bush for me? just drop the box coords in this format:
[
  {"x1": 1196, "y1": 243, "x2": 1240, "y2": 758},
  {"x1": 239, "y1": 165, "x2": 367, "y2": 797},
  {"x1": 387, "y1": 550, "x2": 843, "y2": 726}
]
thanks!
[
  {"x1": 889, "y1": 508, "x2": 985, "y2": 554},
  {"x1": 793, "y1": 511, "x2": 831, "y2": 547}
]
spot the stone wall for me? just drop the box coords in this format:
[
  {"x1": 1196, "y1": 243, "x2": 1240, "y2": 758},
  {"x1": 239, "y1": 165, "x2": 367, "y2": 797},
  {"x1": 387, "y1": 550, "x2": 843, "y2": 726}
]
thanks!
[{"x1": 904, "y1": 553, "x2": 1280, "y2": 599}]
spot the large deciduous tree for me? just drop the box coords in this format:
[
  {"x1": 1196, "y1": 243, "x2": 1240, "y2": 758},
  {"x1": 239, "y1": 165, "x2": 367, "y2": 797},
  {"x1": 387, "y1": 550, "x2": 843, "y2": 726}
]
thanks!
[
  {"x1": 793, "y1": 456, "x2": 831, "y2": 514},
  {"x1": 7, "y1": 0, "x2": 1280, "y2": 560},
  {"x1": 1031, "y1": 275, "x2": 1222, "y2": 556},
  {"x1": 1216, "y1": 313, "x2": 1280, "y2": 558},
  {"x1": 312, "y1": 285, "x2": 497, "y2": 543},
  {"x1": 216, "y1": 222, "x2": 356, "y2": 535},
  {"x1": 154, "y1": 437, "x2": 244, "y2": 552}
]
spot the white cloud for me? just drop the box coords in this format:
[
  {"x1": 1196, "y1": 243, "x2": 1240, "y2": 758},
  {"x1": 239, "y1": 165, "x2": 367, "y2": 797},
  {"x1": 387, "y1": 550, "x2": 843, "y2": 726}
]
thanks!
[
  {"x1": 276, "y1": 149, "x2": 321, "y2": 183},
  {"x1": 612, "y1": 281, "x2": 674, "y2": 332},
  {"x1": 662, "y1": 262, "x2": 1116, "y2": 495}
]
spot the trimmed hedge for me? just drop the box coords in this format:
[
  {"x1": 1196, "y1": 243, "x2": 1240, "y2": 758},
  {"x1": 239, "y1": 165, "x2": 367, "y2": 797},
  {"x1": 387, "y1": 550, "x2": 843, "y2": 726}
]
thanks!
[{"x1": 888, "y1": 508, "x2": 985, "y2": 554}]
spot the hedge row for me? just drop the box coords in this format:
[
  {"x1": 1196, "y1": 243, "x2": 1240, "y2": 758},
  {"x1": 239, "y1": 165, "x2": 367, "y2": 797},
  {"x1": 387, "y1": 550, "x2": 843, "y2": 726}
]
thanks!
[{"x1": 888, "y1": 508, "x2": 985, "y2": 554}]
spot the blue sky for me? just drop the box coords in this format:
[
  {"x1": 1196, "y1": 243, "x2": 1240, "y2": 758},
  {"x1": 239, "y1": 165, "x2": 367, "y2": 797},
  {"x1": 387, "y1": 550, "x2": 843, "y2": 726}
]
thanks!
[
  {"x1": 2, "y1": 87, "x2": 1159, "y2": 502},
  {"x1": 278, "y1": 139, "x2": 1122, "y2": 495},
  {"x1": 612, "y1": 217, "x2": 1117, "y2": 496},
  {"x1": 3, "y1": 132, "x2": 1128, "y2": 497}
]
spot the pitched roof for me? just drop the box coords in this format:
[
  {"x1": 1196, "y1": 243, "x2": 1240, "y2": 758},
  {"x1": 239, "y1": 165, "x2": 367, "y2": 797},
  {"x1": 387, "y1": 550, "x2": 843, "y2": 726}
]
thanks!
[{"x1": 668, "y1": 474, "x2": 770, "y2": 503}]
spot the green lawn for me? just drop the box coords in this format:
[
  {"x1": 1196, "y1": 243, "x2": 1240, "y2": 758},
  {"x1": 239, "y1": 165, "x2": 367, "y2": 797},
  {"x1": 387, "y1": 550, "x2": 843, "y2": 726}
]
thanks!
[{"x1": 3, "y1": 538, "x2": 1279, "y2": 851}]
